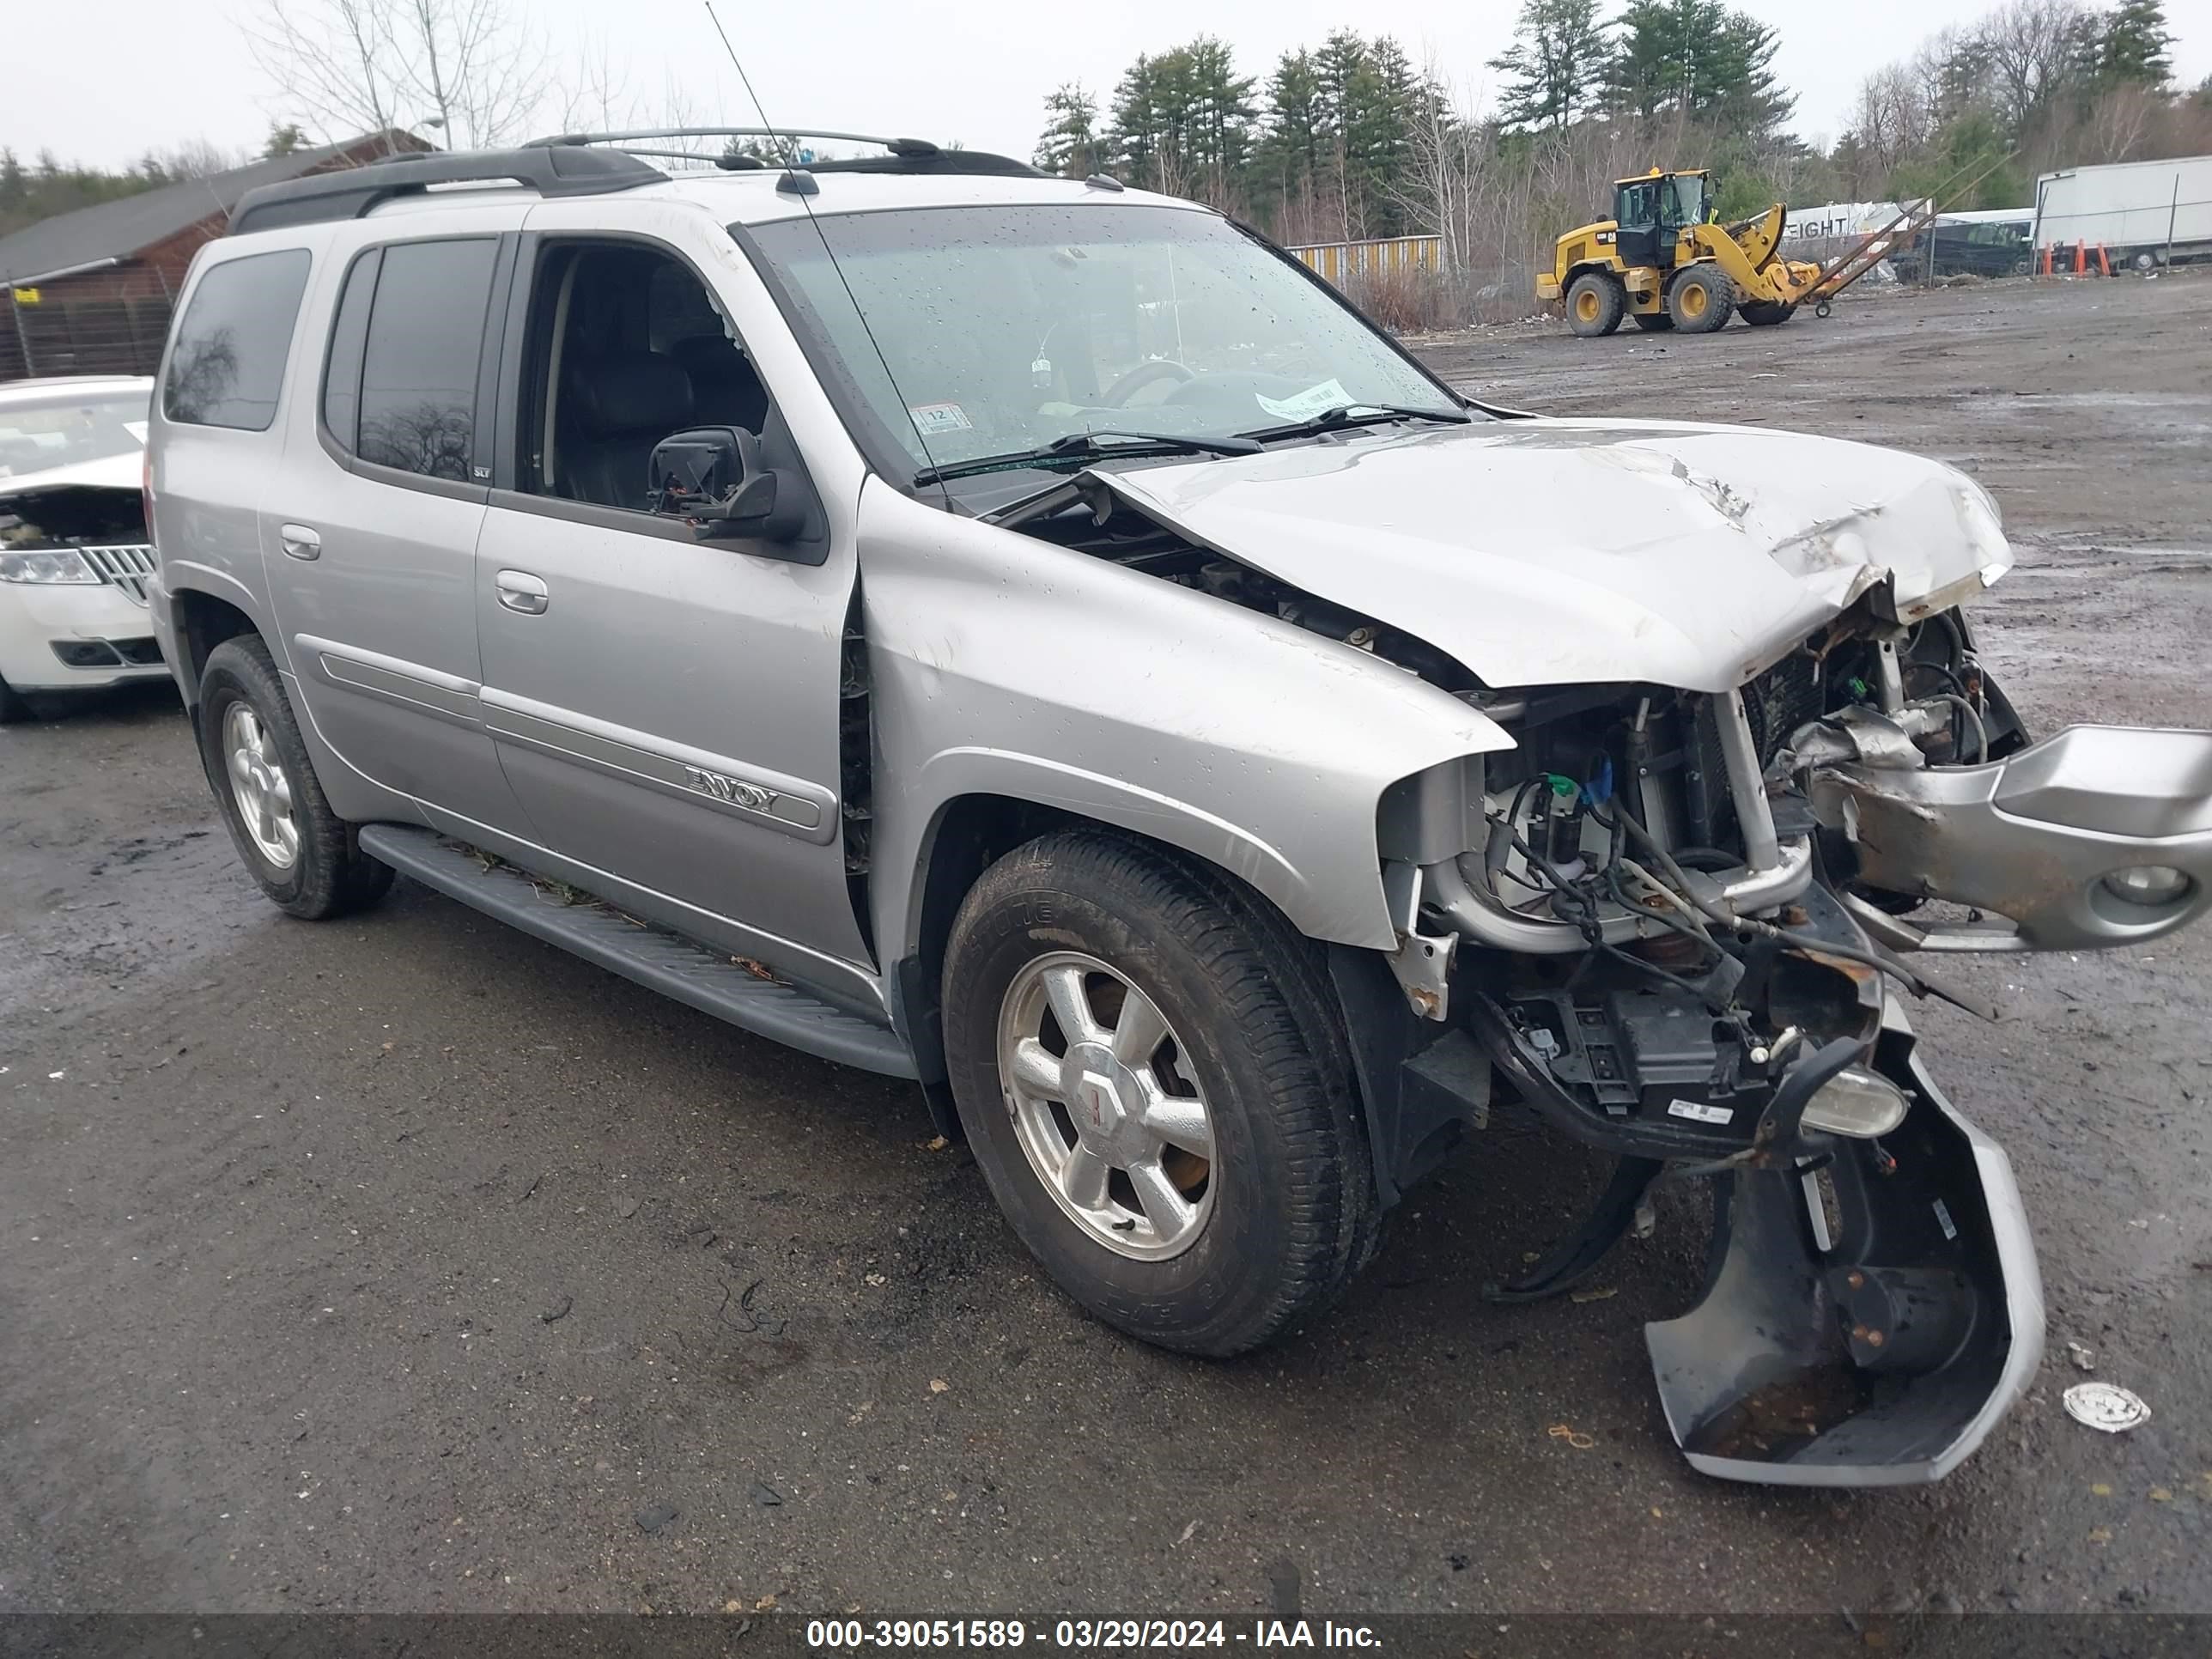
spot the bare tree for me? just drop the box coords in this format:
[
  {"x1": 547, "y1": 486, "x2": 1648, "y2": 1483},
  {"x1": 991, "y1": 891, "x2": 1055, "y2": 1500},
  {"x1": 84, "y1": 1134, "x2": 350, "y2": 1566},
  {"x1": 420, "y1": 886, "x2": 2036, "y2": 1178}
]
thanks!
[
  {"x1": 245, "y1": 0, "x2": 407, "y2": 150},
  {"x1": 2080, "y1": 80, "x2": 2161, "y2": 163},
  {"x1": 550, "y1": 33, "x2": 632, "y2": 140},
  {"x1": 1978, "y1": 0, "x2": 2095, "y2": 133},
  {"x1": 1845, "y1": 64, "x2": 1935, "y2": 184},
  {"x1": 393, "y1": 0, "x2": 546, "y2": 149},
  {"x1": 246, "y1": 0, "x2": 551, "y2": 151}
]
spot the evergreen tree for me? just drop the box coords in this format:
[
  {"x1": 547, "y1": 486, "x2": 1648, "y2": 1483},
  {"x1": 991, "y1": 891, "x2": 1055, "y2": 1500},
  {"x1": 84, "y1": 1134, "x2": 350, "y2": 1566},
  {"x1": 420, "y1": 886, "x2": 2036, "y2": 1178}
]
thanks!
[
  {"x1": 1033, "y1": 84, "x2": 1101, "y2": 177},
  {"x1": 1606, "y1": 0, "x2": 1791, "y2": 139},
  {"x1": 2096, "y1": 0, "x2": 2173, "y2": 87},
  {"x1": 1489, "y1": 0, "x2": 1610, "y2": 131},
  {"x1": 1257, "y1": 49, "x2": 1328, "y2": 200}
]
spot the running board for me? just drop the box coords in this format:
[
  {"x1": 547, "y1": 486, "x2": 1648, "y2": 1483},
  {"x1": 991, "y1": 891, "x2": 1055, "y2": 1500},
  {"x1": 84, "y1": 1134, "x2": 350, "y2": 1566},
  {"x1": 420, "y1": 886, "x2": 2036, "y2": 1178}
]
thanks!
[{"x1": 355, "y1": 824, "x2": 916, "y2": 1079}]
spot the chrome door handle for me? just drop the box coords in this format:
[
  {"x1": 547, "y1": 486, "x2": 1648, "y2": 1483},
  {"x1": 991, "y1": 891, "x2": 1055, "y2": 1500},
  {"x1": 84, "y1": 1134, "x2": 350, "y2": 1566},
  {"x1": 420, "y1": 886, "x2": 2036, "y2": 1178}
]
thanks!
[
  {"x1": 279, "y1": 524, "x2": 321, "y2": 561},
  {"x1": 495, "y1": 569, "x2": 550, "y2": 615}
]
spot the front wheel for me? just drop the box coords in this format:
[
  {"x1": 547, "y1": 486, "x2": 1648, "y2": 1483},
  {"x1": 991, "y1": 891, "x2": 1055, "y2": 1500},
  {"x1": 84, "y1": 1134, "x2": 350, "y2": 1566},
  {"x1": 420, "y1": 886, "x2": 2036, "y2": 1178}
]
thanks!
[
  {"x1": 1739, "y1": 301, "x2": 1793, "y2": 326},
  {"x1": 0, "y1": 672, "x2": 30, "y2": 725},
  {"x1": 1667, "y1": 264, "x2": 1735, "y2": 332},
  {"x1": 198, "y1": 635, "x2": 394, "y2": 919},
  {"x1": 941, "y1": 831, "x2": 1377, "y2": 1357},
  {"x1": 1565, "y1": 271, "x2": 1626, "y2": 337}
]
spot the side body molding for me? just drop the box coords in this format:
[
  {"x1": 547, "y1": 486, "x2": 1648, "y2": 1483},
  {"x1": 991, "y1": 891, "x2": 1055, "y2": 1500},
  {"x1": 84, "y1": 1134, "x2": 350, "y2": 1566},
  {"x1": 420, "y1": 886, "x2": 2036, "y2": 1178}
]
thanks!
[{"x1": 856, "y1": 478, "x2": 1514, "y2": 957}]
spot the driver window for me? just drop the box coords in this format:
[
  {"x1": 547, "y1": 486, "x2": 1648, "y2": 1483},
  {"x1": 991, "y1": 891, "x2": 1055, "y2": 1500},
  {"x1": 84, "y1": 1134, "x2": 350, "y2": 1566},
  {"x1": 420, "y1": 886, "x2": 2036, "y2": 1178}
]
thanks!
[{"x1": 520, "y1": 242, "x2": 770, "y2": 512}]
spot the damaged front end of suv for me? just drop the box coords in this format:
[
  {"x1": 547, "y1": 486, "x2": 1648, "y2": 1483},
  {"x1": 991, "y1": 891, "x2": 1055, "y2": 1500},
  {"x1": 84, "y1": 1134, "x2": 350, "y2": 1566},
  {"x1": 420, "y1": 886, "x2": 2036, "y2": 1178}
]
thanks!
[
  {"x1": 1020, "y1": 422, "x2": 2212, "y2": 1487},
  {"x1": 1368, "y1": 566, "x2": 2210, "y2": 1486},
  {"x1": 1379, "y1": 636, "x2": 2212, "y2": 1484}
]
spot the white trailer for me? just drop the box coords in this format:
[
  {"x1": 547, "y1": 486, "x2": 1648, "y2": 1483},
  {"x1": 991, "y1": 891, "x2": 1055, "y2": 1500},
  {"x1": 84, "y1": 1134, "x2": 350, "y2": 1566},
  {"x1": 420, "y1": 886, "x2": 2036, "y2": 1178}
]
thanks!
[{"x1": 2033, "y1": 155, "x2": 2212, "y2": 267}]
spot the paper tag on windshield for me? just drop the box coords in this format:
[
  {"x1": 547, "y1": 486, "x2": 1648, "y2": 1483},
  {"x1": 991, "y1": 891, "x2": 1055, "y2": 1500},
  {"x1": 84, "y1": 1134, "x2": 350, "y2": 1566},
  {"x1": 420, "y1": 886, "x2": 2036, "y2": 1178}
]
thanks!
[
  {"x1": 908, "y1": 402, "x2": 974, "y2": 434},
  {"x1": 124, "y1": 421, "x2": 149, "y2": 444},
  {"x1": 1255, "y1": 379, "x2": 1357, "y2": 422}
]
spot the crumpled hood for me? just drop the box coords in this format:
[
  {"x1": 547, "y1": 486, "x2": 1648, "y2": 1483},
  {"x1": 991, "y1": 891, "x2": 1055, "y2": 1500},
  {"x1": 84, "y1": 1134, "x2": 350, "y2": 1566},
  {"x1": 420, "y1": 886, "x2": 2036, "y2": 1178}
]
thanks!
[{"x1": 1094, "y1": 416, "x2": 2013, "y2": 692}]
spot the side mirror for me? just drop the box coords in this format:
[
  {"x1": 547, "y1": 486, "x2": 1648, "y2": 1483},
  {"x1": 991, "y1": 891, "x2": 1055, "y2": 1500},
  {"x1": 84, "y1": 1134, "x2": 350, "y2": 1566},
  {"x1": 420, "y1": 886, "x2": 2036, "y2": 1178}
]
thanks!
[{"x1": 647, "y1": 426, "x2": 805, "y2": 543}]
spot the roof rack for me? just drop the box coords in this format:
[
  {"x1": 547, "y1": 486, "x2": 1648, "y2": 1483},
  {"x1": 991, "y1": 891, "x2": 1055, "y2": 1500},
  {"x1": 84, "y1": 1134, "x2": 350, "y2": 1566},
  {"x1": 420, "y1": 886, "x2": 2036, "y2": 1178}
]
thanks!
[
  {"x1": 229, "y1": 146, "x2": 662, "y2": 236},
  {"x1": 527, "y1": 126, "x2": 1044, "y2": 180}
]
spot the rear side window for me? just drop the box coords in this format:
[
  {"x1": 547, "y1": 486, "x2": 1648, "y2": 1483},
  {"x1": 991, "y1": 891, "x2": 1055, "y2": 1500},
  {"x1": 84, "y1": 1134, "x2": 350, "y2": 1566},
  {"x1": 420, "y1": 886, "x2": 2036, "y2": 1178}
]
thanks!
[
  {"x1": 320, "y1": 248, "x2": 380, "y2": 452},
  {"x1": 163, "y1": 248, "x2": 312, "y2": 431},
  {"x1": 356, "y1": 238, "x2": 499, "y2": 483}
]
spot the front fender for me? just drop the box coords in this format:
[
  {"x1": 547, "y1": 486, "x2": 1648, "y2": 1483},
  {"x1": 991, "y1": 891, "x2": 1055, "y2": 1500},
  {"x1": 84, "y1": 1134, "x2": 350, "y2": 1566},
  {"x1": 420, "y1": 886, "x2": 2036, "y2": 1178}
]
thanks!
[{"x1": 858, "y1": 478, "x2": 1511, "y2": 955}]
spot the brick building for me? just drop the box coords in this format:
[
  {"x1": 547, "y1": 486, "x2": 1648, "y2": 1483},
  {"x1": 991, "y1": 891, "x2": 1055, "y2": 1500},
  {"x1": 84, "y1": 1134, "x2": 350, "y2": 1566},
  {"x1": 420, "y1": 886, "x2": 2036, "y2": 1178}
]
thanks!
[{"x1": 0, "y1": 131, "x2": 429, "y2": 384}]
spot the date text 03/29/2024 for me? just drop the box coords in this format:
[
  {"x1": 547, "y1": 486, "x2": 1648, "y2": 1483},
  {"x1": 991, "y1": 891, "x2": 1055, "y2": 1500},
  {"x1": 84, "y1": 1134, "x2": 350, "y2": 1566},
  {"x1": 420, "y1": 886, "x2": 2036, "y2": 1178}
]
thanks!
[{"x1": 804, "y1": 1620, "x2": 1383, "y2": 1650}]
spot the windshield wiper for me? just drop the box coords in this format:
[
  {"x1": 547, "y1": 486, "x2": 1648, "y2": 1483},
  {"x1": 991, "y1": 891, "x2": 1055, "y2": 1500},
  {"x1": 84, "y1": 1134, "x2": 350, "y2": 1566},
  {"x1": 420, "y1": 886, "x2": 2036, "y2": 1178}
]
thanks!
[
  {"x1": 914, "y1": 429, "x2": 1261, "y2": 488},
  {"x1": 1238, "y1": 404, "x2": 1474, "y2": 442}
]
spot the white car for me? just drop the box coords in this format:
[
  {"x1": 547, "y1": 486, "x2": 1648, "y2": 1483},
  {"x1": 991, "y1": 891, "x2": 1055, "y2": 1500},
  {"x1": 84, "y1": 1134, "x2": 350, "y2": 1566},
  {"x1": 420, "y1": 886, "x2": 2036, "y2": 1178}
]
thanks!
[{"x1": 0, "y1": 374, "x2": 169, "y2": 720}]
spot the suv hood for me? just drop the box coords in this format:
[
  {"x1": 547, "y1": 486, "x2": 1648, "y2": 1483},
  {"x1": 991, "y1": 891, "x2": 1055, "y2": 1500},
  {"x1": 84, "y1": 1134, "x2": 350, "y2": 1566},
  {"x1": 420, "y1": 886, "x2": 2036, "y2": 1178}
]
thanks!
[{"x1": 1094, "y1": 416, "x2": 2012, "y2": 692}]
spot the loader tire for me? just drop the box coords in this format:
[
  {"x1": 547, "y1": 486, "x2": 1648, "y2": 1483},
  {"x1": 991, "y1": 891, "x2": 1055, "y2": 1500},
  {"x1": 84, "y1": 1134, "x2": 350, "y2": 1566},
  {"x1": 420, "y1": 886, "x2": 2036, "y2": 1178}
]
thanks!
[
  {"x1": 1565, "y1": 271, "x2": 1626, "y2": 337},
  {"x1": 1740, "y1": 301, "x2": 1793, "y2": 326},
  {"x1": 1667, "y1": 265, "x2": 1735, "y2": 332},
  {"x1": 1632, "y1": 312, "x2": 1674, "y2": 332}
]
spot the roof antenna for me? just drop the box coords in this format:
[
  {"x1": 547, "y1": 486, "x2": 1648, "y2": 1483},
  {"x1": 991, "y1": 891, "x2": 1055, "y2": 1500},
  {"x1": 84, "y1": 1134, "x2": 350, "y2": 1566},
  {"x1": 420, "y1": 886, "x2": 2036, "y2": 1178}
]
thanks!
[{"x1": 701, "y1": 0, "x2": 946, "y2": 489}]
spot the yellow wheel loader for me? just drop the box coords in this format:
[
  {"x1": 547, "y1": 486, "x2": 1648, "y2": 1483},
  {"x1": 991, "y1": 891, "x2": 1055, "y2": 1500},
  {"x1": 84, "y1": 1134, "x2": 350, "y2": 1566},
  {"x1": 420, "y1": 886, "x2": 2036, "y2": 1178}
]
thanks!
[{"x1": 1536, "y1": 168, "x2": 1824, "y2": 337}]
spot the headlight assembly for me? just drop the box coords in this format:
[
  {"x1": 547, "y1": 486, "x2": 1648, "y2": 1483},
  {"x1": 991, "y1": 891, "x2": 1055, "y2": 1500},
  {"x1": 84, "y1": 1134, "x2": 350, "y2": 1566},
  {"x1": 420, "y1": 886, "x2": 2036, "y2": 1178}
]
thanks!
[
  {"x1": 1801, "y1": 1065, "x2": 1911, "y2": 1139},
  {"x1": 0, "y1": 549, "x2": 100, "y2": 585}
]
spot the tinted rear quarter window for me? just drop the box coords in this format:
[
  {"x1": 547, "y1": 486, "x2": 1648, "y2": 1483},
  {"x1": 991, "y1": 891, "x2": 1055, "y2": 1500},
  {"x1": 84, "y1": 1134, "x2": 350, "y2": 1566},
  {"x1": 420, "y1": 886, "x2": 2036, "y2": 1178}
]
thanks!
[
  {"x1": 163, "y1": 248, "x2": 313, "y2": 431},
  {"x1": 356, "y1": 239, "x2": 499, "y2": 482}
]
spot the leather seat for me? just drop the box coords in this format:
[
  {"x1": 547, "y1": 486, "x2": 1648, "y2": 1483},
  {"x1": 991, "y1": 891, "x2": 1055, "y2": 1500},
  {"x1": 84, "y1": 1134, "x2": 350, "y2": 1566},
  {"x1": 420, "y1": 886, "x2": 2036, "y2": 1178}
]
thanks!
[
  {"x1": 557, "y1": 352, "x2": 694, "y2": 509},
  {"x1": 667, "y1": 334, "x2": 769, "y2": 434}
]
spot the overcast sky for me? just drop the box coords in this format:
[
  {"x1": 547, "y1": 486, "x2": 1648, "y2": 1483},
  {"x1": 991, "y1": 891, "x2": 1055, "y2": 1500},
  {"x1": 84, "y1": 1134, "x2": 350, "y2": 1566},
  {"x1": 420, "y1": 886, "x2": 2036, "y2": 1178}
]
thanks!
[{"x1": 9, "y1": 0, "x2": 2209, "y2": 175}]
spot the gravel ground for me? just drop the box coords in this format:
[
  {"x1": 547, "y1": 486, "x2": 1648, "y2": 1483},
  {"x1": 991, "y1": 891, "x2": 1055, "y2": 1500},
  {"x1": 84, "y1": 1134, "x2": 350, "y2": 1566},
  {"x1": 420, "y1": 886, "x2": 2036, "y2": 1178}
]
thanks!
[{"x1": 3, "y1": 270, "x2": 2208, "y2": 1619}]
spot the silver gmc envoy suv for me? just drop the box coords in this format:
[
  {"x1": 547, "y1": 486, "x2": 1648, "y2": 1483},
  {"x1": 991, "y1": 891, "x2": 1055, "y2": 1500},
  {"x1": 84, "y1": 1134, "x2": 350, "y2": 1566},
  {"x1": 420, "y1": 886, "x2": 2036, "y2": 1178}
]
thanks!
[{"x1": 145, "y1": 131, "x2": 2212, "y2": 1486}]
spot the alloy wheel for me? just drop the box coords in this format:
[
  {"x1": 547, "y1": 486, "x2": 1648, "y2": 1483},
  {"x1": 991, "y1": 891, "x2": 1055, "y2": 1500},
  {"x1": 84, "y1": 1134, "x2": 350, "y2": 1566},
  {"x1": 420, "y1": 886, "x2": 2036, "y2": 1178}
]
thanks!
[
  {"x1": 995, "y1": 951, "x2": 1217, "y2": 1260},
  {"x1": 224, "y1": 702, "x2": 300, "y2": 870}
]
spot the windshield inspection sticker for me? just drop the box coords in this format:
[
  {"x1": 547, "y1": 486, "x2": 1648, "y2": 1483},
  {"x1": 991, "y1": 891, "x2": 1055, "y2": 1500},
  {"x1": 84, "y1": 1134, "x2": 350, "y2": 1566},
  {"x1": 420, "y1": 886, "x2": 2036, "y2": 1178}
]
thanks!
[
  {"x1": 908, "y1": 402, "x2": 974, "y2": 435},
  {"x1": 1667, "y1": 1098, "x2": 1735, "y2": 1126},
  {"x1": 1255, "y1": 378, "x2": 1358, "y2": 422}
]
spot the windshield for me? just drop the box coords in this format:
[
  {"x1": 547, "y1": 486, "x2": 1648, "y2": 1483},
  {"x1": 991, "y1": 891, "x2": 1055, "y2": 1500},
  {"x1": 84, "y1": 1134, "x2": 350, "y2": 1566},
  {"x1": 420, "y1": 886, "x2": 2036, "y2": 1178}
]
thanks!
[
  {"x1": 1662, "y1": 174, "x2": 1708, "y2": 225},
  {"x1": 746, "y1": 204, "x2": 1460, "y2": 481},
  {"x1": 0, "y1": 387, "x2": 149, "y2": 482}
]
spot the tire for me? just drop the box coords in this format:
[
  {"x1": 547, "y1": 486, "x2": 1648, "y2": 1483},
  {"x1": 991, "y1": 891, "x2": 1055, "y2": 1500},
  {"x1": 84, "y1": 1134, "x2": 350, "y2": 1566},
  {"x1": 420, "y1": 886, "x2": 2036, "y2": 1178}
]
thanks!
[
  {"x1": 1564, "y1": 271, "x2": 1626, "y2": 337},
  {"x1": 1631, "y1": 312, "x2": 1674, "y2": 332},
  {"x1": 1667, "y1": 264, "x2": 1735, "y2": 332},
  {"x1": 197, "y1": 635, "x2": 394, "y2": 920},
  {"x1": 941, "y1": 830, "x2": 1379, "y2": 1358},
  {"x1": 0, "y1": 672, "x2": 30, "y2": 725},
  {"x1": 1739, "y1": 301, "x2": 1792, "y2": 326}
]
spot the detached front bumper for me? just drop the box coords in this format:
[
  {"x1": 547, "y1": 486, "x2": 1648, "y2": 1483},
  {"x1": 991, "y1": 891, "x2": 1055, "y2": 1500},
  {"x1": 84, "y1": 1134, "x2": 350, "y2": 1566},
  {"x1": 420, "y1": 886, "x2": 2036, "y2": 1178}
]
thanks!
[
  {"x1": 1817, "y1": 724, "x2": 2212, "y2": 951},
  {"x1": 1646, "y1": 1003, "x2": 2045, "y2": 1485}
]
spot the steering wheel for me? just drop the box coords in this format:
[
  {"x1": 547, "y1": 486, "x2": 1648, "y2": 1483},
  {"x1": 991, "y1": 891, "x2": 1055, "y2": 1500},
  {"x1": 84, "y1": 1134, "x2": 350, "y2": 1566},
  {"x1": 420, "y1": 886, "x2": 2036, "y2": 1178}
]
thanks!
[{"x1": 1101, "y1": 360, "x2": 1196, "y2": 408}]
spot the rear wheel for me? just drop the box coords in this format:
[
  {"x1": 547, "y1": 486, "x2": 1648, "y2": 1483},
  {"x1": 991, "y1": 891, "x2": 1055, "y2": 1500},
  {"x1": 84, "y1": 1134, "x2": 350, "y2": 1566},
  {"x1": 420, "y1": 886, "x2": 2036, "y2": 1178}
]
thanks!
[
  {"x1": 1631, "y1": 312, "x2": 1674, "y2": 332},
  {"x1": 1565, "y1": 271, "x2": 1626, "y2": 337},
  {"x1": 1668, "y1": 264, "x2": 1735, "y2": 332},
  {"x1": 942, "y1": 830, "x2": 1378, "y2": 1357},
  {"x1": 198, "y1": 635, "x2": 394, "y2": 920},
  {"x1": 1740, "y1": 301, "x2": 1793, "y2": 326}
]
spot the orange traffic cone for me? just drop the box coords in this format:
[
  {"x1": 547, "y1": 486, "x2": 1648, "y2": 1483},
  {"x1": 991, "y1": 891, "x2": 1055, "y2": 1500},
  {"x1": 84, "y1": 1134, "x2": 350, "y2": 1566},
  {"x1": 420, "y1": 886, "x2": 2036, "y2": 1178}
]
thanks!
[
  {"x1": 2095, "y1": 244, "x2": 2112, "y2": 276},
  {"x1": 2073, "y1": 240, "x2": 2087, "y2": 274}
]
